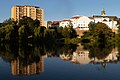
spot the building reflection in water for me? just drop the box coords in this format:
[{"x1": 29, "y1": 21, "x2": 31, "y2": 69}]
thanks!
[
  {"x1": 11, "y1": 56, "x2": 44, "y2": 76},
  {"x1": 72, "y1": 44, "x2": 90, "y2": 64},
  {"x1": 60, "y1": 44, "x2": 119, "y2": 65}
]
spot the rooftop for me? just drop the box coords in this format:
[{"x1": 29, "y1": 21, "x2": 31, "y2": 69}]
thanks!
[{"x1": 13, "y1": 5, "x2": 40, "y2": 8}]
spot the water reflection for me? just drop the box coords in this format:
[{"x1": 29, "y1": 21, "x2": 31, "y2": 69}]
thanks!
[
  {"x1": 0, "y1": 43, "x2": 120, "y2": 77},
  {"x1": 11, "y1": 56, "x2": 44, "y2": 76},
  {"x1": 59, "y1": 44, "x2": 120, "y2": 68},
  {"x1": 60, "y1": 44, "x2": 90, "y2": 64},
  {"x1": 91, "y1": 47, "x2": 118, "y2": 64},
  {"x1": 0, "y1": 43, "x2": 45, "y2": 76}
]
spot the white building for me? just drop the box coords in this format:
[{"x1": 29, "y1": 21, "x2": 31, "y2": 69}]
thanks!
[
  {"x1": 60, "y1": 16, "x2": 94, "y2": 30},
  {"x1": 70, "y1": 16, "x2": 94, "y2": 30},
  {"x1": 76, "y1": 16, "x2": 94, "y2": 30},
  {"x1": 93, "y1": 8, "x2": 118, "y2": 33},
  {"x1": 59, "y1": 20, "x2": 71, "y2": 28},
  {"x1": 94, "y1": 16, "x2": 118, "y2": 28},
  {"x1": 70, "y1": 16, "x2": 80, "y2": 28}
]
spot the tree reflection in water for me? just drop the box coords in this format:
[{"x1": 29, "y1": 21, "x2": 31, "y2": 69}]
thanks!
[
  {"x1": 88, "y1": 44, "x2": 113, "y2": 60},
  {"x1": 0, "y1": 43, "x2": 120, "y2": 75},
  {"x1": 81, "y1": 43, "x2": 119, "y2": 68},
  {"x1": 0, "y1": 43, "x2": 45, "y2": 76},
  {"x1": 60, "y1": 43, "x2": 120, "y2": 69},
  {"x1": 0, "y1": 43, "x2": 77, "y2": 76}
]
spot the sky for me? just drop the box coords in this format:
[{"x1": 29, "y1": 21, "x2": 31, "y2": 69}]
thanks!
[{"x1": 0, "y1": 0, "x2": 120, "y2": 22}]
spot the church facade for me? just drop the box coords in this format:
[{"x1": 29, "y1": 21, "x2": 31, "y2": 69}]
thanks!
[{"x1": 93, "y1": 8, "x2": 118, "y2": 33}]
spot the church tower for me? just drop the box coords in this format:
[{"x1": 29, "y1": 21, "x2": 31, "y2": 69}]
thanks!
[{"x1": 101, "y1": 8, "x2": 106, "y2": 16}]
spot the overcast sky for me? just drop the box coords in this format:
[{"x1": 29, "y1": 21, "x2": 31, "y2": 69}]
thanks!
[{"x1": 0, "y1": 0, "x2": 120, "y2": 22}]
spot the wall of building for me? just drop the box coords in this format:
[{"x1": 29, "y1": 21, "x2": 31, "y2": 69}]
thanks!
[
  {"x1": 59, "y1": 20, "x2": 70, "y2": 28},
  {"x1": 59, "y1": 16, "x2": 93, "y2": 30},
  {"x1": 77, "y1": 16, "x2": 94, "y2": 30},
  {"x1": 94, "y1": 16, "x2": 118, "y2": 29}
]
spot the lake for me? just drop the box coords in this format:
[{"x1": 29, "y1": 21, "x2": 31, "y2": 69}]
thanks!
[{"x1": 0, "y1": 43, "x2": 120, "y2": 80}]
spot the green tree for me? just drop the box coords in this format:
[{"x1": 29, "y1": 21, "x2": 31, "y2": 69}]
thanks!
[
  {"x1": 2, "y1": 18, "x2": 17, "y2": 27},
  {"x1": 34, "y1": 19, "x2": 40, "y2": 28},
  {"x1": 34, "y1": 26, "x2": 45, "y2": 42},
  {"x1": 62, "y1": 26, "x2": 71, "y2": 38},
  {"x1": 93, "y1": 22, "x2": 113, "y2": 43},
  {"x1": 82, "y1": 22, "x2": 113, "y2": 44},
  {"x1": 18, "y1": 16, "x2": 35, "y2": 35},
  {"x1": 4, "y1": 24, "x2": 14, "y2": 40},
  {"x1": 62, "y1": 26, "x2": 77, "y2": 39},
  {"x1": 18, "y1": 26, "x2": 26, "y2": 41},
  {"x1": 18, "y1": 17, "x2": 37, "y2": 42},
  {"x1": 0, "y1": 18, "x2": 18, "y2": 42},
  {"x1": 0, "y1": 24, "x2": 15, "y2": 41}
]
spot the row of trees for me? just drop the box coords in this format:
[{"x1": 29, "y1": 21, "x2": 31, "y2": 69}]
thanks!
[
  {"x1": 1, "y1": 17, "x2": 120, "y2": 45},
  {"x1": 0, "y1": 17, "x2": 78, "y2": 44}
]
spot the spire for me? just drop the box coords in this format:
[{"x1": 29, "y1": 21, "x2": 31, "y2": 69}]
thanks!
[{"x1": 101, "y1": 7, "x2": 106, "y2": 16}]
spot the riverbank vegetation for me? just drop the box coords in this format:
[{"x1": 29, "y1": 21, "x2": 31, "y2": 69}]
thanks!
[
  {"x1": 1, "y1": 17, "x2": 120, "y2": 46},
  {"x1": 0, "y1": 17, "x2": 79, "y2": 45}
]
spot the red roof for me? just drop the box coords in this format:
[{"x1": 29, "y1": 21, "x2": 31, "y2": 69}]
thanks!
[{"x1": 52, "y1": 21, "x2": 59, "y2": 24}]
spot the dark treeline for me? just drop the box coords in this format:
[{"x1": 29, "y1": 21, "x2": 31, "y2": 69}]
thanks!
[
  {"x1": 0, "y1": 16, "x2": 79, "y2": 45},
  {"x1": 0, "y1": 42, "x2": 77, "y2": 65},
  {"x1": 1, "y1": 41, "x2": 120, "y2": 67}
]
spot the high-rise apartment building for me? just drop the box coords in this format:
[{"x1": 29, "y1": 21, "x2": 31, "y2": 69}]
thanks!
[{"x1": 11, "y1": 5, "x2": 44, "y2": 26}]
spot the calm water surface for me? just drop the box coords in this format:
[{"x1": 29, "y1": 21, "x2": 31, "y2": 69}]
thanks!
[{"x1": 0, "y1": 44, "x2": 120, "y2": 80}]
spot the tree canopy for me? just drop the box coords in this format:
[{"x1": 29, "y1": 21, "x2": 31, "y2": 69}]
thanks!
[
  {"x1": 82, "y1": 22, "x2": 114, "y2": 44},
  {"x1": 0, "y1": 17, "x2": 78, "y2": 44}
]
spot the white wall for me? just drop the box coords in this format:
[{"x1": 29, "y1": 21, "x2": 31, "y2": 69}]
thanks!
[
  {"x1": 94, "y1": 17, "x2": 118, "y2": 29},
  {"x1": 70, "y1": 16, "x2": 94, "y2": 30},
  {"x1": 59, "y1": 20, "x2": 70, "y2": 28},
  {"x1": 70, "y1": 18, "x2": 79, "y2": 28},
  {"x1": 77, "y1": 16, "x2": 94, "y2": 30}
]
